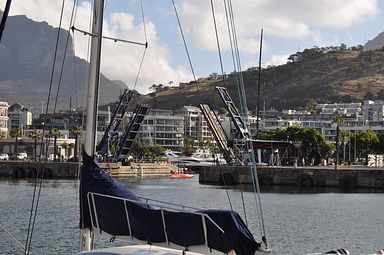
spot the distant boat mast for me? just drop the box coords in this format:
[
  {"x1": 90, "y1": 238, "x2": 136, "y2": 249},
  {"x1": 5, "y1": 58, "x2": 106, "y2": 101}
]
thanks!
[{"x1": 256, "y1": 28, "x2": 263, "y2": 138}]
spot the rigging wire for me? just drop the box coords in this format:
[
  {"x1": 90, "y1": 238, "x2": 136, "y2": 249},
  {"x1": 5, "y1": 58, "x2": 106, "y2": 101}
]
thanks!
[
  {"x1": 171, "y1": 0, "x2": 202, "y2": 103},
  {"x1": 209, "y1": 0, "x2": 246, "y2": 221},
  {"x1": 24, "y1": 0, "x2": 66, "y2": 247},
  {"x1": 24, "y1": 1, "x2": 80, "y2": 253},
  {"x1": 0, "y1": 222, "x2": 26, "y2": 253},
  {"x1": 140, "y1": 0, "x2": 148, "y2": 43},
  {"x1": 208, "y1": 0, "x2": 225, "y2": 106},
  {"x1": 223, "y1": 0, "x2": 240, "y2": 106},
  {"x1": 224, "y1": 0, "x2": 268, "y2": 248},
  {"x1": 71, "y1": 2, "x2": 80, "y2": 111},
  {"x1": 0, "y1": 0, "x2": 12, "y2": 43},
  {"x1": 226, "y1": 0, "x2": 247, "y2": 119},
  {"x1": 172, "y1": 0, "x2": 234, "y2": 212},
  {"x1": 132, "y1": 0, "x2": 148, "y2": 93},
  {"x1": 221, "y1": 0, "x2": 251, "y2": 224}
]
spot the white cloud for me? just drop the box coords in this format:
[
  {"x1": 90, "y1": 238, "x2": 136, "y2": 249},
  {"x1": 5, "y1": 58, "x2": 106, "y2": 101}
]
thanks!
[
  {"x1": 4, "y1": 0, "x2": 191, "y2": 94},
  {"x1": 178, "y1": 0, "x2": 380, "y2": 53}
]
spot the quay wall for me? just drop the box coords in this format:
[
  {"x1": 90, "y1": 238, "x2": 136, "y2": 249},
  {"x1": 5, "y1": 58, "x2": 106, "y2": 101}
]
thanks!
[
  {"x1": 199, "y1": 165, "x2": 384, "y2": 189},
  {"x1": 0, "y1": 161, "x2": 178, "y2": 179},
  {"x1": 0, "y1": 161, "x2": 80, "y2": 178}
]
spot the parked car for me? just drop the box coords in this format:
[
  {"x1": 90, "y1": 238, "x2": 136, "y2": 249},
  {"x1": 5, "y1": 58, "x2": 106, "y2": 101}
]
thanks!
[
  {"x1": 16, "y1": 152, "x2": 28, "y2": 160},
  {"x1": 0, "y1": 153, "x2": 9, "y2": 160}
]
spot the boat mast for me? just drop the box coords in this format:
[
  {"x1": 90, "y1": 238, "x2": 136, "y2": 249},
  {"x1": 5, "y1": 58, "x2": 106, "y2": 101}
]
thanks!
[{"x1": 81, "y1": 0, "x2": 104, "y2": 251}]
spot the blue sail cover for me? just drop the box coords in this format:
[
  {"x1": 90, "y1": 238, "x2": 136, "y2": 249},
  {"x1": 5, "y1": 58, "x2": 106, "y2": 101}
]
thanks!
[{"x1": 80, "y1": 152, "x2": 261, "y2": 254}]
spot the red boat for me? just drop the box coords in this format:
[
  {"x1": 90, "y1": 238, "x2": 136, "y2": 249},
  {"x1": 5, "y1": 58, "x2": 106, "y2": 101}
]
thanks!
[{"x1": 170, "y1": 173, "x2": 194, "y2": 179}]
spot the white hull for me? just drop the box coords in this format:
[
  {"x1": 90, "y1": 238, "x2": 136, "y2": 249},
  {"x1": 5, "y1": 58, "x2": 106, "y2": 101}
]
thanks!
[{"x1": 75, "y1": 244, "x2": 263, "y2": 255}]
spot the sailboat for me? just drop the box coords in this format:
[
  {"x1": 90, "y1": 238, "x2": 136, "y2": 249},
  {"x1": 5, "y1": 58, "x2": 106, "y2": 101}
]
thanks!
[
  {"x1": 75, "y1": 0, "x2": 263, "y2": 254},
  {"x1": 64, "y1": 1, "x2": 384, "y2": 254},
  {"x1": 2, "y1": 1, "x2": 382, "y2": 254}
]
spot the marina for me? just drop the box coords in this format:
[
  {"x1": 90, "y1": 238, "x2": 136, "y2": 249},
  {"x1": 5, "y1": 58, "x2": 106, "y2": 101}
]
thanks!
[
  {"x1": 0, "y1": 177, "x2": 383, "y2": 255},
  {"x1": 1, "y1": 0, "x2": 384, "y2": 254}
]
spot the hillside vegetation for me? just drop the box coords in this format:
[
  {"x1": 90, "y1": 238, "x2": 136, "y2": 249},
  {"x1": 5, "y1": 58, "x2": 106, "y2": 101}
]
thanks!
[{"x1": 136, "y1": 48, "x2": 384, "y2": 112}]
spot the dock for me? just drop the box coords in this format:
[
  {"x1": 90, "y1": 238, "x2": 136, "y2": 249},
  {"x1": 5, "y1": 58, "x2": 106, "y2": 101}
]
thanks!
[
  {"x1": 199, "y1": 165, "x2": 384, "y2": 189},
  {"x1": 0, "y1": 161, "x2": 179, "y2": 179}
]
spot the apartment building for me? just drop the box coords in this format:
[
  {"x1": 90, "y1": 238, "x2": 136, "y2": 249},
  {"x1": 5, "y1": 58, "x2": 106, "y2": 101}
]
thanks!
[
  {"x1": 363, "y1": 100, "x2": 384, "y2": 123},
  {"x1": 8, "y1": 103, "x2": 33, "y2": 136},
  {"x1": 140, "y1": 109, "x2": 184, "y2": 151},
  {"x1": 175, "y1": 106, "x2": 214, "y2": 145}
]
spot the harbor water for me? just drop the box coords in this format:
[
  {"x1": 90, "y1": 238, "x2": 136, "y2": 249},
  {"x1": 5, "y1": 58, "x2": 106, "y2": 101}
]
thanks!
[{"x1": 0, "y1": 177, "x2": 383, "y2": 254}]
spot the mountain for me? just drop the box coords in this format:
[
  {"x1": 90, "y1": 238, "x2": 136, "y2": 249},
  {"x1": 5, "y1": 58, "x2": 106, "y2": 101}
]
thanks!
[
  {"x1": 1, "y1": 14, "x2": 384, "y2": 113},
  {"x1": 137, "y1": 47, "x2": 384, "y2": 112},
  {"x1": 0, "y1": 14, "x2": 127, "y2": 111}
]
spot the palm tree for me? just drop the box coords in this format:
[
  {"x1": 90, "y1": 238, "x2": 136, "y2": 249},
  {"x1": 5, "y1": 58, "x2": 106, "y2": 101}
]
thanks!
[
  {"x1": 49, "y1": 128, "x2": 62, "y2": 161},
  {"x1": 30, "y1": 129, "x2": 43, "y2": 160},
  {"x1": 10, "y1": 127, "x2": 22, "y2": 157},
  {"x1": 70, "y1": 126, "x2": 83, "y2": 160}
]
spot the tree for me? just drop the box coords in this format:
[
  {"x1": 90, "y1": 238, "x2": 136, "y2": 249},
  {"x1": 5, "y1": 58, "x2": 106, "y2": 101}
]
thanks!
[
  {"x1": 70, "y1": 126, "x2": 83, "y2": 160},
  {"x1": 182, "y1": 135, "x2": 195, "y2": 156},
  {"x1": 218, "y1": 107, "x2": 228, "y2": 115},
  {"x1": 357, "y1": 128, "x2": 380, "y2": 157},
  {"x1": 30, "y1": 129, "x2": 43, "y2": 160},
  {"x1": 130, "y1": 139, "x2": 149, "y2": 160},
  {"x1": 258, "y1": 126, "x2": 329, "y2": 162},
  {"x1": 49, "y1": 128, "x2": 62, "y2": 161},
  {"x1": 305, "y1": 98, "x2": 317, "y2": 113},
  {"x1": 10, "y1": 128, "x2": 22, "y2": 156},
  {"x1": 340, "y1": 43, "x2": 347, "y2": 51},
  {"x1": 148, "y1": 145, "x2": 165, "y2": 158}
]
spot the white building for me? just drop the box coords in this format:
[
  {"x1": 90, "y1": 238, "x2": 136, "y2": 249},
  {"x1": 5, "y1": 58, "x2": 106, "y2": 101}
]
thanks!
[
  {"x1": 175, "y1": 106, "x2": 214, "y2": 145},
  {"x1": 140, "y1": 109, "x2": 184, "y2": 151},
  {"x1": 362, "y1": 100, "x2": 384, "y2": 123},
  {"x1": 316, "y1": 102, "x2": 361, "y2": 117},
  {"x1": 8, "y1": 103, "x2": 33, "y2": 136}
]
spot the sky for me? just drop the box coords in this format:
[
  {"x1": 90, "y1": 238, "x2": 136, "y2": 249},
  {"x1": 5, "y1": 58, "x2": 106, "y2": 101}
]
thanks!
[{"x1": 1, "y1": 0, "x2": 383, "y2": 94}]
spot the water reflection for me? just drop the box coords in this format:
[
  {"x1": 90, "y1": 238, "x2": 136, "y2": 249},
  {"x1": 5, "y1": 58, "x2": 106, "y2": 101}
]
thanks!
[{"x1": 209, "y1": 183, "x2": 384, "y2": 194}]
